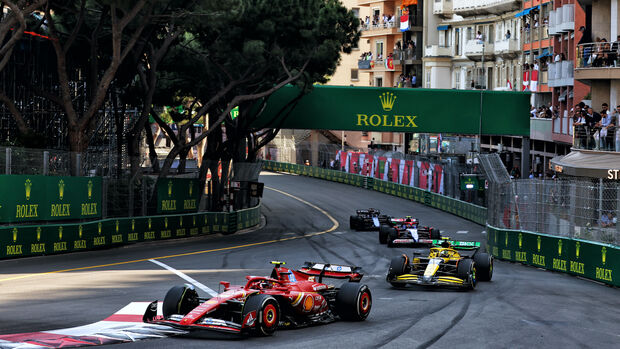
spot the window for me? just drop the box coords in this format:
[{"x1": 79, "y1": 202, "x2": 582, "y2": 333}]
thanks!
[
  {"x1": 467, "y1": 27, "x2": 473, "y2": 41},
  {"x1": 455, "y1": 28, "x2": 461, "y2": 55},
  {"x1": 375, "y1": 41, "x2": 384, "y2": 58},
  {"x1": 455, "y1": 69, "x2": 461, "y2": 89},
  {"x1": 352, "y1": 8, "x2": 360, "y2": 18},
  {"x1": 351, "y1": 69, "x2": 359, "y2": 81},
  {"x1": 425, "y1": 70, "x2": 431, "y2": 88},
  {"x1": 375, "y1": 77, "x2": 383, "y2": 87}
]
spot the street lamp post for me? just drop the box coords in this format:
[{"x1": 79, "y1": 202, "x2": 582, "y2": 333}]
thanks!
[{"x1": 478, "y1": 38, "x2": 485, "y2": 153}]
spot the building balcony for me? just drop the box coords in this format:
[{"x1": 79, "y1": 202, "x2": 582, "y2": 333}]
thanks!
[
  {"x1": 358, "y1": 60, "x2": 372, "y2": 70},
  {"x1": 575, "y1": 43, "x2": 620, "y2": 80},
  {"x1": 452, "y1": 0, "x2": 520, "y2": 17},
  {"x1": 360, "y1": 21, "x2": 403, "y2": 37},
  {"x1": 424, "y1": 45, "x2": 452, "y2": 57},
  {"x1": 433, "y1": 0, "x2": 454, "y2": 18},
  {"x1": 530, "y1": 117, "x2": 553, "y2": 141},
  {"x1": 494, "y1": 39, "x2": 520, "y2": 59},
  {"x1": 549, "y1": 5, "x2": 575, "y2": 36},
  {"x1": 548, "y1": 61, "x2": 575, "y2": 87},
  {"x1": 392, "y1": 48, "x2": 420, "y2": 65},
  {"x1": 464, "y1": 40, "x2": 494, "y2": 61}
]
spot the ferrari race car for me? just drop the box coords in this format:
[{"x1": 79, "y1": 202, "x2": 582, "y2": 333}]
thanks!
[
  {"x1": 350, "y1": 208, "x2": 391, "y2": 230},
  {"x1": 143, "y1": 261, "x2": 372, "y2": 337},
  {"x1": 386, "y1": 239, "x2": 493, "y2": 290},
  {"x1": 378, "y1": 216, "x2": 441, "y2": 246}
]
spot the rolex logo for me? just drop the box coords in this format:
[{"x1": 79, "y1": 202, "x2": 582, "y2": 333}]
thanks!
[
  {"x1": 58, "y1": 226, "x2": 63, "y2": 240},
  {"x1": 79, "y1": 225, "x2": 83, "y2": 238},
  {"x1": 88, "y1": 180, "x2": 93, "y2": 200},
  {"x1": 602, "y1": 247, "x2": 607, "y2": 265},
  {"x1": 25, "y1": 179, "x2": 32, "y2": 200},
  {"x1": 37, "y1": 227, "x2": 41, "y2": 241},
  {"x1": 537, "y1": 236, "x2": 541, "y2": 252},
  {"x1": 12, "y1": 228, "x2": 18, "y2": 242},
  {"x1": 379, "y1": 92, "x2": 396, "y2": 111},
  {"x1": 518, "y1": 233, "x2": 523, "y2": 249},
  {"x1": 58, "y1": 179, "x2": 65, "y2": 200},
  {"x1": 576, "y1": 241, "x2": 580, "y2": 258},
  {"x1": 558, "y1": 240, "x2": 563, "y2": 256},
  {"x1": 168, "y1": 180, "x2": 173, "y2": 197}
]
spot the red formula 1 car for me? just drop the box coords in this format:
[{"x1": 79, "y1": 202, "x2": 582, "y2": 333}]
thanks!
[
  {"x1": 379, "y1": 216, "x2": 441, "y2": 247},
  {"x1": 143, "y1": 261, "x2": 372, "y2": 337}
]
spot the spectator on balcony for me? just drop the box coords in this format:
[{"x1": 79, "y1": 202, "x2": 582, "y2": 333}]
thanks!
[
  {"x1": 505, "y1": 30, "x2": 511, "y2": 40},
  {"x1": 554, "y1": 52, "x2": 561, "y2": 63},
  {"x1": 365, "y1": 16, "x2": 370, "y2": 27},
  {"x1": 610, "y1": 35, "x2": 620, "y2": 67},
  {"x1": 573, "y1": 108, "x2": 588, "y2": 148},
  {"x1": 598, "y1": 103, "x2": 614, "y2": 150},
  {"x1": 475, "y1": 31, "x2": 483, "y2": 44},
  {"x1": 612, "y1": 105, "x2": 620, "y2": 152},
  {"x1": 578, "y1": 26, "x2": 593, "y2": 67},
  {"x1": 530, "y1": 105, "x2": 537, "y2": 118},
  {"x1": 524, "y1": 22, "x2": 530, "y2": 33}
]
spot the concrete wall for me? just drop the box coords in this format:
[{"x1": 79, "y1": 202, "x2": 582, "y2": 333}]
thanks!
[{"x1": 592, "y1": 0, "x2": 612, "y2": 41}]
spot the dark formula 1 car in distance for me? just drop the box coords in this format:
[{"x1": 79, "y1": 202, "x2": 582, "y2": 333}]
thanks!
[
  {"x1": 350, "y1": 208, "x2": 391, "y2": 231},
  {"x1": 378, "y1": 216, "x2": 441, "y2": 246},
  {"x1": 386, "y1": 239, "x2": 493, "y2": 290},
  {"x1": 143, "y1": 261, "x2": 372, "y2": 337}
]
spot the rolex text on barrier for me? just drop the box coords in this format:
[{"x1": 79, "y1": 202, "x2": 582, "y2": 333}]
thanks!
[
  {"x1": 157, "y1": 178, "x2": 200, "y2": 214},
  {"x1": 0, "y1": 175, "x2": 101, "y2": 223},
  {"x1": 486, "y1": 226, "x2": 618, "y2": 287}
]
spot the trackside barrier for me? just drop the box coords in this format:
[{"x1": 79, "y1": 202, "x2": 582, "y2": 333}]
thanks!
[
  {"x1": 0, "y1": 205, "x2": 261, "y2": 260},
  {"x1": 262, "y1": 161, "x2": 487, "y2": 225},
  {"x1": 486, "y1": 225, "x2": 619, "y2": 287}
]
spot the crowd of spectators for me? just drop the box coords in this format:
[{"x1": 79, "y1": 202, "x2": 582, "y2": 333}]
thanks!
[
  {"x1": 395, "y1": 74, "x2": 417, "y2": 88},
  {"x1": 362, "y1": 13, "x2": 395, "y2": 29},
  {"x1": 572, "y1": 101, "x2": 620, "y2": 151}
]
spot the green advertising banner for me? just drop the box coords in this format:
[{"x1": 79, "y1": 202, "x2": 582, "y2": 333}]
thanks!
[
  {"x1": 253, "y1": 85, "x2": 531, "y2": 135},
  {"x1": 487, "y1": 226, "x2": 619, "y2": 287},
  {"x1": 0, "y1": 175, "x2": 102, "y2": 223},
  {"x1": 0, "y1": 205, "x2": 261, "y2": 259},
  {"x1": 157, "y1": 178, "x2": 201, "y2": 214}
]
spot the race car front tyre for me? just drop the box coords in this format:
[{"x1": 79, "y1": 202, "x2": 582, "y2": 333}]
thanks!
[
  {"x1": 335, "y1": 282, "x2": 372, "y2": 321},
  {"x1": 457, "y1": 259, "x2": 476, "y2": 290},
  {"x1": 162, "y1": 284, "x2": 200, "y2": 318},
  {"x1": 386, "y1": 228, "x2": 399, "y2": 247},
  {"x1": 388, "y1": 255, "x2": 409, "y2": 277},
  {"x1": 243, "y1": 294, "x2": 280, "y2": 336},
  {"x1": 473, "y1": 253, "x2": 493, "y2": 281},
  {"x1": 378, "y1": 225, "x2": 390, "y2": 244},
  {"x1": 430, "y1": 228, "x2": 441, "y2": 240}
]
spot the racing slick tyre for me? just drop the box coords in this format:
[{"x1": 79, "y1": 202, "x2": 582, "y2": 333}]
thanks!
[
  {"x1": 430, "y1": 228, "x2": 441, "y2": 240},
  {"x1": 387, "y1": 255, "x2": 409, "y2": 288},
  {"x1": 242, "y1": 294, "x2": 280, "y2": 336},
  {"x1": 473, "y1": 253, "x2": 493, "y2": 281},
  {"x1": 162, "y1": 284, "x2": 200, "y2": 318},
  {"x1": 350, "y1": 216, "x2": 361, "y2": 231},
  {"x1": 335, "y1": 282, "x2": 372, "y2": 321},
  {"x1": 386, "y1": 228, "x2": 399, "y2": 247},
  {"x1": 457, "y1": 259, "x2": 476, "y2": 290},
  {"x1": 378, "y1": 225, "x2": 390, "y2": 244}
]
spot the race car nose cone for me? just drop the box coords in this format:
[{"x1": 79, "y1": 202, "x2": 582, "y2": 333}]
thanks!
[{"x1": 422, "y1": 275, "x2": 432, "y2": 282}]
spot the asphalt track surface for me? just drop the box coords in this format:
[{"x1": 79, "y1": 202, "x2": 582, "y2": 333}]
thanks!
[{"x1": 1, "y1": 171, "x2": 619, "y2": 349}]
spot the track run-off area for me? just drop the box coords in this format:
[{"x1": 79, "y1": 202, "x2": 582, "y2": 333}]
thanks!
[{"x1": 1, "y1": 171, "x2": 619, "y2": 348}]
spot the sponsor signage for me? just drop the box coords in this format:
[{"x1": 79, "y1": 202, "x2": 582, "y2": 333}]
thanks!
[
  {"x1": 252, "y1": 85, "x2": 530, "y2": 135},
  {"x1": 0, "y1": 175, "x2": 101, "y2": 223},
  {"x1": 157, "y1": 178, "x2": 200, "y2": 214}
]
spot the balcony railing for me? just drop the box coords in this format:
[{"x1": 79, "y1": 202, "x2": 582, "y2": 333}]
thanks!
[
  {"x1": 573, "y1": 125, "x2": 620, "y2": 152},
  {"x1": 494, "y1": 39, "x2": 520, "y2": 59},
  {"x1": 576, "y1": 42, "x2": 620, "y2": 68},
  {"x1": 530, "y1": 118, "x2": 553, "y2": 141},
  {"x1": 433, "y1": 0, "x2": 453, "y2": 16},
  {"x1": 452, "y1": 0, "x2": 520, "y2": 16},
  {"x1": 424, "y1": 45, "x2": 452, "y2": 57},
  {"x1": 548, "y1": 60, "x2": 574, "y2": 87},
  {"x1": 464, "y1": 40, "x2": 494, "y2": 61},
  {"x1": 360, "y1": 20, "x2": 397, "y2": 31},
  {"x1": 560, "y1": 4, "x2": 575, "y2": 32},
  {"x1": 393, "y1": 48, "x2": 417, "y2": 62}
]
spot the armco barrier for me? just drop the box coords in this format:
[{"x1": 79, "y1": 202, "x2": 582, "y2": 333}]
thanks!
[
  {"x1": 0, "y1": 205, "x2": 261, "y2": 260},
  {"x1": 486, "y1": 225, "x2": 618, "y2": 287},
  {"x1": 263, "y1": 161, "x2": 487, "y2": 225}
]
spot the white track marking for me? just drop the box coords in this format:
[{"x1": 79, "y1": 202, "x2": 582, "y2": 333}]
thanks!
[
  {"x1": 456, "y1": 231, "x2": 468, "y2": 234},
  {"x1": 149, "y1": 259, "x2": 218, "y2": 297}
]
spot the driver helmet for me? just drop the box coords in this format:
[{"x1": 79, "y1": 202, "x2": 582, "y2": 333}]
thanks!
[
  {"x1": 440, "y1": 241, "x2": 451, "y2": 248},
  {"x1": 405, "y1": 216, "x2": 412, "y2": 222},
  {"x1": 439, "y1": 249, "x2": 451, "y2": 257}
]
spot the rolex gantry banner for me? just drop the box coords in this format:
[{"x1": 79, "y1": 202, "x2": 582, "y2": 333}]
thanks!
[
  {"x1": 251, "y1": 85, "x2": 531, "y2": 136},
  {"x1": 157, "y1": 178, "x2": 201, "y2": 214},
  {"x1": 0, "y1": 175, "x2": 102, "y2": 223}
]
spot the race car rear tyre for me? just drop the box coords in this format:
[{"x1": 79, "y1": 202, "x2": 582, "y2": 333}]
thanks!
[
  {"x1": 378, "y1": 225, "x2": 390, "y2": 244},
  {"x1": 388, "y1": 255, "x2": 409, "y2": 277},
  {"x1": 430, "y1": 228, "x2": 441, "y2": 240},
  {"x1": 242, "y1": 294, "x2": 280, "y2": 336},
  {"x1": 387, "y1": 228, "x2": 399, "y2": 247},
  {"x1": 162, "y1": 284, "x2": 200, "y2": 318},
  {"x1": 473, "y1": 253, "x2": 493, "y2": 281},
  {"x1": 335, "y1": 282, "x2": 372, "y2": 321},
  {"x1": 457, "y1": 259, "x2": 476, "y2": 290}
]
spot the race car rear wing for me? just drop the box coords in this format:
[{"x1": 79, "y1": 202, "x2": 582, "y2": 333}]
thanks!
[
  {"x1": 298, "y1": 262, "x2": 363, "y2": 282},
  {"x1": 431, "y1": 239, "x2": 481, "y2": 250}
]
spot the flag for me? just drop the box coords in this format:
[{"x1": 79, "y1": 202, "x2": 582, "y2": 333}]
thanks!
[
  {"x1": 437, "y1": 134, "x2": 442, "y2": 153},
  {"x1": 391, "y1": 158, "x2": 400, "y2": 183},
  {"x1": 359, "y1": 153, "x2": 366, "y2": 175},
  {"x1": 344, "y1": 152, "x2": 351, "y2": 173},
  {"x1": 398, "y1": 160, "x2": 406, "y2": 184},
  {"x1": 383, "y1": 158, "x2": 391, "y2": 181},
  {"x1": 418, "y1": 162, "x2": 429, "y2": 190},
  {"x1": 507, "y1": 79, "x2": 512, "y2": 90},
  {"x1": 522, "y1": 71, "x2": 529, "y2": 91},
  {"x1": 433, "y1": 164, "x2": 444, "y2": 194},
  {"x1": 339, "y1": 151, "x2": 347, "y2": 171},
  {"x1": 400, "y1": 14, "x2": 409, "y2": 31},
  {"x1": 530, "y1": 69, "x2": 539, "y2": 92},
  {"x1": 386, "y1": 58, "x2": 394, "y2": 70}
]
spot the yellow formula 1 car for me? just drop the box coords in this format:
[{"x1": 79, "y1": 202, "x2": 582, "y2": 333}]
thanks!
[{"x1": 386, "y1": 239, "x2": 493, "y2": 290}]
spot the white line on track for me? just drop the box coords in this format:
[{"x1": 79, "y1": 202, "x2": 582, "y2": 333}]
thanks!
[
  {"x1": 456, "y1": 230, "x2": 468, "y2": 234},
  {"x1": 149, "y1": 259, "x2": 218, "y2": 297}
]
